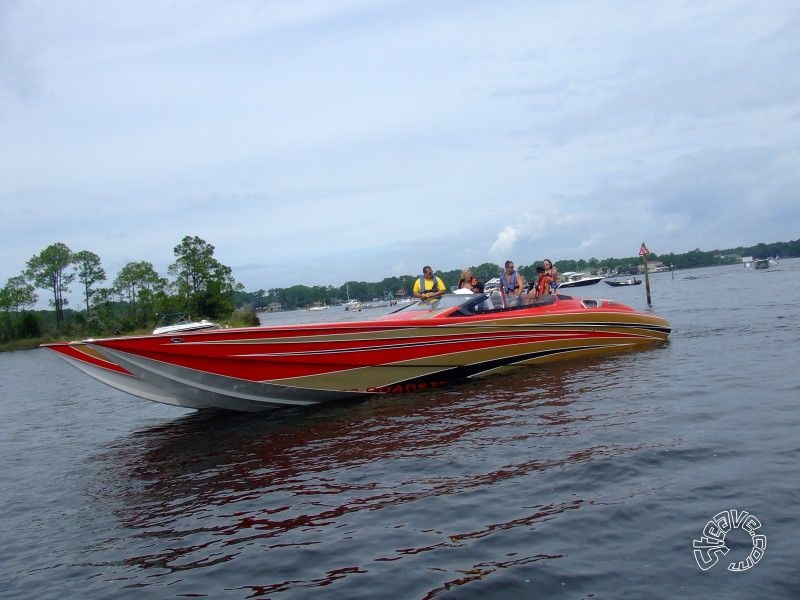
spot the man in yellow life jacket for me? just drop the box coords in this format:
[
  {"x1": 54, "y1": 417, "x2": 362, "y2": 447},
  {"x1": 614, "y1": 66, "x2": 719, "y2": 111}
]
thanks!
[{"x1": 413, "y1": 266, "x2": 446, "y2": 300}]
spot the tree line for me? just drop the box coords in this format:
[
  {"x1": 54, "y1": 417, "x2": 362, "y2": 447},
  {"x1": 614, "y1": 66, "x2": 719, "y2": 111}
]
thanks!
[
  {"x1": 3, "y1": 237, "x2": 796, "y2": 345},
  {"x1": 236, "y1": 239, "x2": 799, "y2": 311},
  {"x1": 0, "y1": 236, "x2": 249, "y2": 344}
]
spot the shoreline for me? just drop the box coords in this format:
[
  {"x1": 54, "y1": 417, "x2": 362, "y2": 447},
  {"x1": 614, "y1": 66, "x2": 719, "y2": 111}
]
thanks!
[{"x1": 0, "y1": 339, "x2": 49, "y2": 352}]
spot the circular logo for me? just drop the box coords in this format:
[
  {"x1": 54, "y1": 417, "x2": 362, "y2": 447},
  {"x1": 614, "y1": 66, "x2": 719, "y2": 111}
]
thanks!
[{"x1": 693, "y1": 509, "x2": 766, "y2": 571}]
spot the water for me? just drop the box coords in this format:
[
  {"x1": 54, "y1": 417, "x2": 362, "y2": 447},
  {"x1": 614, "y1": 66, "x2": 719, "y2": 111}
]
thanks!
[{"x1": 1, "y1": 261, "x2": 799, "y2": 599}]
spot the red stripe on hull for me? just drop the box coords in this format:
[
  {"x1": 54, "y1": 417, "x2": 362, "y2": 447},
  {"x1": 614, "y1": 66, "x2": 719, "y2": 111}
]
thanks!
[{"x1": 43, "y1": 342, "x2": 133, "y2": 376}]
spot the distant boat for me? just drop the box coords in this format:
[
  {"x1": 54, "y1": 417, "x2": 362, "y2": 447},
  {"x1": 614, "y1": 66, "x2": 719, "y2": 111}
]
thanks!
[
  {"x1": 605, "y1": 278, "x2": 642, "y2": 287},
  {"x1": 152, "y1": 313, "x2": 219, "y2": 335},
  {"x1": 307, "y1": 305, "x2": 329, "y2": 311},
  {"x1": 754, "y1": 258, "x2": 770, "y2": 270},
  {"x1": 358, "y1": 299, "x2": 398, "y2": 310},
  {"x1": 557, "y1": 272, "x2": 604, "y2": 288},
  {"x1": 484, "y1": 277, "x2": 501, "y2": 292}
]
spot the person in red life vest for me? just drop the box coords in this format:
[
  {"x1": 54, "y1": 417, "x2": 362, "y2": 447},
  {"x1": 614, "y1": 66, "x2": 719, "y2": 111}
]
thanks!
[
  {"x1": 536, "y1": 266, "x2": 554, "y2": 297},
  {"x1": 542, "y1": 258, "x2": 558, "y2": 294},
  {"x1": 413, "y1": 266, "x2": 446, "y2": 300},
  {"x1": 522, "y1": 265, "x2": 552, "y2": 304}
]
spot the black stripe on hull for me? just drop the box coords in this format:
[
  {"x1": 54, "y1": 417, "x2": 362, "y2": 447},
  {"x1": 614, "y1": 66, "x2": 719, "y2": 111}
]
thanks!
[{"x1": 368, "y1": 344, "x2": 611, "y2": 392}]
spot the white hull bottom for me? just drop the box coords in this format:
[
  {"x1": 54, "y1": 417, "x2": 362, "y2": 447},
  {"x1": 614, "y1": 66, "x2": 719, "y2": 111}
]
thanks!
[{"x1": 84, "y1": 345, "x2": 371, "y2": 412}]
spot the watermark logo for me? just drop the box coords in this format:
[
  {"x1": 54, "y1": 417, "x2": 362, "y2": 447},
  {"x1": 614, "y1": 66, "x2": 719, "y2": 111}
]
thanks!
[{"x1": 693, "y1": 509, "x2": 766, "y2": 571}]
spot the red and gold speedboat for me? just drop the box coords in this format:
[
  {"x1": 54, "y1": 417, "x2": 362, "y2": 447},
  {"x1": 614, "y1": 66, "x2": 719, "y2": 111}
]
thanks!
[{"x1": 43, "y1": 293, "x2": 670, "y2": 412}]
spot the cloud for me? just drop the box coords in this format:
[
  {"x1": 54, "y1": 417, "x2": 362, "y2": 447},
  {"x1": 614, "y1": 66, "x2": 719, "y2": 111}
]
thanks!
[
  {"x1": 489, "y1": 226, "x2": 521, "y2": 259},
  {"x1": 2, "y1": 0, "x2": 799, "y2": 304}
]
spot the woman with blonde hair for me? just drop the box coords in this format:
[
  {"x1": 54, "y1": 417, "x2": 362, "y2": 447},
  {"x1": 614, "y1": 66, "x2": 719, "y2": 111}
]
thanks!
[{"x1": 456, "y1": 268, "x2": 483, "y2": 293}]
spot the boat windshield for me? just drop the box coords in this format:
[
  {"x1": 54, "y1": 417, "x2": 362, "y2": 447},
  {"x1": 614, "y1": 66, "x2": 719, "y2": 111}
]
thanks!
[
  {"x1": 155, "y1": 312, "x2": 194, "y2": 327},
  {"x1": 384, "y1": 291, "x2": 563, "y2": 319},
  {"x1": 386, "y1": 293, "x2": 487, "y2": 316}
]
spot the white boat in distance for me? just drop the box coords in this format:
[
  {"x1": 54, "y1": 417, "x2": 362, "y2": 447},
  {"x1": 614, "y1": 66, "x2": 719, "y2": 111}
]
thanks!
[
  {"x1": 343, "y1": 300, "x2": 362, "y2": 311},
  {"x1": 557, "y1": 272, "x2": 604, "y2": 288},
  {"x1": 152, "y1": 313, "x2": 220, "y2": 335}
]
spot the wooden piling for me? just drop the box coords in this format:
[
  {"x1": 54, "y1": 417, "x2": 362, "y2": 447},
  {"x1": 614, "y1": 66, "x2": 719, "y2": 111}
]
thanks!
[{"x1": 639, "y1": 242, "x2": 652, "y2": 306}]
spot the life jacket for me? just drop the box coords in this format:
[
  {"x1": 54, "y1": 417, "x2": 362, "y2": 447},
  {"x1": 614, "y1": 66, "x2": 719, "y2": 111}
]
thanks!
[
  {"x1": 537, "y1": 272, "x2": 553, "y2": 297},
  {"x1": 501, "y1": 270, "x2": 519, "y2": 293},
  {"x1": 418, "y1": 274, "x2": 443, "y2": 293}
]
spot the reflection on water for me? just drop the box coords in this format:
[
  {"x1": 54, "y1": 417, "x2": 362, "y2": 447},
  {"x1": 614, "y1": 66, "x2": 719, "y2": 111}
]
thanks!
[{"x1": 84, "y1": 356, "x2": 667, "y2": 596}]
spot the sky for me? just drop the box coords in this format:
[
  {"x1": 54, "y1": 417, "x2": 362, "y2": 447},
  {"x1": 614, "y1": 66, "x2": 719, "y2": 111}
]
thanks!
[{"x1": 2, "y1": 0, "x2": 799, "y2": 305}]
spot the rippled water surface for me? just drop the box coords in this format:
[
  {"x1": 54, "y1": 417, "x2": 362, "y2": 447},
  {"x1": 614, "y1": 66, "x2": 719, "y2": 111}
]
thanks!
[{"x1": 2, "y1": 261, "x2": 799, "y2": 599}]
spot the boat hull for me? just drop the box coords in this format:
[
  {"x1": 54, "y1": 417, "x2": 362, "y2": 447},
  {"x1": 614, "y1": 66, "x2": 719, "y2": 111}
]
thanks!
[{"x1": 44, "y1": 296, "x2": 670, "y2": 412}]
